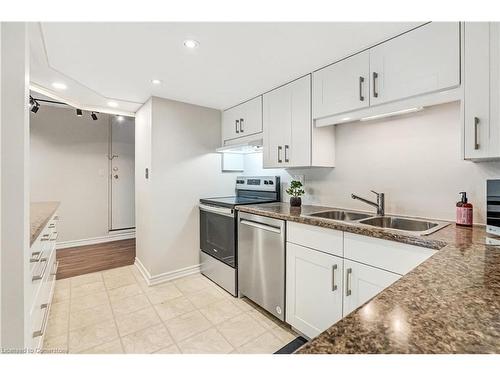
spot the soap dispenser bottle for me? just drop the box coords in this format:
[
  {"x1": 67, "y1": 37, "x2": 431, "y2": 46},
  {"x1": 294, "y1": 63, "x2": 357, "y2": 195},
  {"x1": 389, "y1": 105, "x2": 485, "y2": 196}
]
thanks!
[{"x1": 456, "y1": 192, "x2": 473, "y2": 227}]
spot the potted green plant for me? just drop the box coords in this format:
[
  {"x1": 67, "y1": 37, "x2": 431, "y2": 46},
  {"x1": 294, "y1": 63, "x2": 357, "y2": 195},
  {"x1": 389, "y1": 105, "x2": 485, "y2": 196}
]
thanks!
[{"x1": 286, "y1": 180, "x2": 305, "y2": 207}]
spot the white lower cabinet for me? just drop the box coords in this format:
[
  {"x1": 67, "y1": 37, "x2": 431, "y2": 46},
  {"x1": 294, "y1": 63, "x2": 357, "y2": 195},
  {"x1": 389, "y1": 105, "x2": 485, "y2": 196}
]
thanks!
[
  {"x1": 285, "y1": 221, "x2": 437, "y2": 338},
  {"x1": 342, "y1": 259, "x2": 401, "y2": 317},
  {"x1": 286, "y1": 242, "x2": 343, "y2": 339}
]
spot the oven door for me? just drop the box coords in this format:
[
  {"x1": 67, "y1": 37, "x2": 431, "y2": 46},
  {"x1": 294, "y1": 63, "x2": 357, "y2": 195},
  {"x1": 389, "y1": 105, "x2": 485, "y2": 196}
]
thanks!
[{"x1": 199, "y1": 204, "x2": 236, "y2": 268}]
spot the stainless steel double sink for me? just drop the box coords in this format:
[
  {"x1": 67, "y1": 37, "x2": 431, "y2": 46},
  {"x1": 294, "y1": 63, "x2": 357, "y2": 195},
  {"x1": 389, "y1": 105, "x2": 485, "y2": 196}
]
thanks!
[{"x1": 307, "y1": 210, "x2": 449, "y2": 236}]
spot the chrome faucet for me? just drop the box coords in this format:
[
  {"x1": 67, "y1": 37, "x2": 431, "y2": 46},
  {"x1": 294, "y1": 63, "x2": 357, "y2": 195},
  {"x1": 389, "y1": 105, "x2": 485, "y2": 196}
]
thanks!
[{"x1": 351, "y1": 190, "x2": 385, "y2": 216}]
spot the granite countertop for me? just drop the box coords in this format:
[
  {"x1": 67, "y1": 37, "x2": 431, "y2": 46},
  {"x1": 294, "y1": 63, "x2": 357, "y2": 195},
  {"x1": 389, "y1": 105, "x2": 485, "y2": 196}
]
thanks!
[
  {"x1": 30, "y1": 201, "x2": 60, "y2": 246},
  {"x1": 237, "y1": 203, "x2": 500, "y2": 353}
]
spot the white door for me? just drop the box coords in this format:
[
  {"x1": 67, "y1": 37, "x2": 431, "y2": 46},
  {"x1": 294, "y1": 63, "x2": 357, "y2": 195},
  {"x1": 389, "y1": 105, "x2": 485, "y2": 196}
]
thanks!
[
  {"x1": 464, "y1": 23, "x2": 490, "y2": 158},
  {"x1": 288, "y1": 75, "x2": 312, "y2": 167},
  {"x1": 286, "y1": 242, "x2": 343, "y2": 339},
  {"x1": 263, "y1": 76, "x2": 311, "y2": 168},
  {"x1": 369, "y1": 22, "x2": 460, "y2": 106},
  {"x1": 110, "y1": 115, "x2": 135, "y2": 230},
  {"x1": 343, "y1": 259, "x2": 400, "y2": 317},
  {"x1": 222, "y1": 106, "x2": 238, "y2": 143},
  {"x1": 239, "y1": 96, "x2": 263, "y2": 137},
  {"x1": 313, "y1": 50, "x2": 370, "y2": 119},
  {"x1": 263, "y1": 84, "x2": 288, "y2": 168}
]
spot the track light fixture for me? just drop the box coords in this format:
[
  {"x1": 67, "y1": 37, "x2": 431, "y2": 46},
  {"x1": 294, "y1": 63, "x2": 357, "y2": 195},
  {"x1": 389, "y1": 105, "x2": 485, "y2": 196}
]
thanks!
[
  {"x1": 76, "y1": 108, "x2": 83, "y2": 117},
  {"x1": 29, "y1": 96, "x2": 40, "y2": 113},
  {"x1": 91, "y1": 112, "x2": 98, "y2": 121}
]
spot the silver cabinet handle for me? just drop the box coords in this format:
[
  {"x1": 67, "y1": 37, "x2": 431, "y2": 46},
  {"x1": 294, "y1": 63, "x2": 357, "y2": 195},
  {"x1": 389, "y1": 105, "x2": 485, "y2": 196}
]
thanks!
[
  {"x1": 277, "y1": 146, "x2": 283, "y2": 163},
  {"x1": 30, "y1": 249, "x2": 44, "y2": 263},
  {"x1": 48, "y1": 223, "x2": 55, "y2": 229},
  {"x1": 239, "y1": 118, "x2": 244, "y2": 133},
  {"x1": 235, "y1": 119, "x2": 240, "y2": 134},
  {"x1": 284, "y1": 145, "x2": 289, "y2": 163},
  {"x1": 346, "y1": 267, "x2": 352, "y2": 296},
  {"x1": 40, "y1": 233, "x2": 50, "y2": 242},
  {"x1": 33, "y1": 303, "x2": 49, "y2": 338},
  {"x1": 49, "y1": 232, "x2": 58, "y2": 241},
  {"x1": 331, "y1": 264, "x2": 338, "y2": 291},
  {"x1": 474, "y1": 117, "x2": 480, "y2": 150},
  {"x1": 359, "y1": 76, "x2": 365, "y2": 101},
  {"x1": 32, "y1": 258, "x2": 48, "y2": 282},
  {"x1": 372, "y1": 72, "x2": 379, "y2": 98}
]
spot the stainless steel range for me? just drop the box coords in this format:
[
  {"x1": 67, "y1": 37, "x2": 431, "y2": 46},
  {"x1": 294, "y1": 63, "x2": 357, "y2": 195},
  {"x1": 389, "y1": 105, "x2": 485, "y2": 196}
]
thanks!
[{"x1": 199, "y1": 176, "x2": 280, "y2": 296}]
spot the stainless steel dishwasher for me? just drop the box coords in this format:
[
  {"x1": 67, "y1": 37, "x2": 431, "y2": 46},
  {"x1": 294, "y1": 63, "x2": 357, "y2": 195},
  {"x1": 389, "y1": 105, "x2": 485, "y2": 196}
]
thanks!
[{"x1": 238, "y1": 212, "x2": 285, "y2": 321}]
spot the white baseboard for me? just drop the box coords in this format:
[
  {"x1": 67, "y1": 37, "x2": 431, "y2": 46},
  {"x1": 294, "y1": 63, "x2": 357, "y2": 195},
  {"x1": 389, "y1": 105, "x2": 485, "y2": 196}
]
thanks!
[
  {"x1": 134, "y1": 257, "x2": 200, "y2": 286},
  {"x1": 57, "y1": 230, "x2": 136, "y2": 249}
]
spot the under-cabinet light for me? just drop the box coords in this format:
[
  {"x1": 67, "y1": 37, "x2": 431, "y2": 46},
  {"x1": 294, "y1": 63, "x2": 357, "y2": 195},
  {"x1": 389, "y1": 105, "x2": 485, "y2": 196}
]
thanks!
[{"x1": 360, "y1": 107, "x2": 423, "y2": 122}]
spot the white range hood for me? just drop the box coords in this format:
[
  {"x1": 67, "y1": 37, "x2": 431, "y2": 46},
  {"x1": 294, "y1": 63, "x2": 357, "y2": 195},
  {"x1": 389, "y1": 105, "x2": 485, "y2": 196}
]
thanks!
[{"x1": 216, "y1": 133, "x2": 263, "y2": 154}]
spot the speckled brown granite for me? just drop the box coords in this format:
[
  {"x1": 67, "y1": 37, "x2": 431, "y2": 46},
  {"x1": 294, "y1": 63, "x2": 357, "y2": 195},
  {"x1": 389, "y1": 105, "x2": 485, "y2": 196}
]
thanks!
[
  {"x1": 30, "y1": 201, "x2": 59, "y2": 246},
  {"x1": 237, "y1": 203, "x2": 500, "y2": 353}
]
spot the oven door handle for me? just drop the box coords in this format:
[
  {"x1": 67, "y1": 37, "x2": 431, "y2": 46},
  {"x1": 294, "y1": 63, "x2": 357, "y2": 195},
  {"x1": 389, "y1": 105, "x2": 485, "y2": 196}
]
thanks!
[{"x1": 199, "y1": 204, "x2": 234, "y2": 217}]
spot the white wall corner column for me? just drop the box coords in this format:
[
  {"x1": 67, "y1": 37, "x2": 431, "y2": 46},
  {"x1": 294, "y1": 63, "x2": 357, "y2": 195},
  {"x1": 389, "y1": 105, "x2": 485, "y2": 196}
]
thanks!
[
  {"x1": 0, "y1": 22, "x2": 30, "y2": 350},
  {"x1": 134, "y1": 96, "x2": 235, "y2": 284}
]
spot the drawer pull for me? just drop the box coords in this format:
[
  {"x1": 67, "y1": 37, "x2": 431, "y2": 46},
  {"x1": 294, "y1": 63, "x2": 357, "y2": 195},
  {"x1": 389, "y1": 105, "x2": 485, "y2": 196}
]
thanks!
[
  {"x1": 346, "y1": 267, "x2": 352, "y2": 296},
  {"x1": 33, "y1": 303, "x2": 50, "y2": 338},
  {"x1": 40, "y1": 233, "x2": 50, "y2": 242},
  {"x1": 51, "y1": 260, "x2": 59, "y2": 276},
  {"x1": 32, "y1": 258, "x2": 48, "y2": 281},
  {"x1": 30, "y1": 250, "x2": 44, "y2": 263},
  {"x1": 48, "y1": 223, "x2": 56, "y2": 229},
  {"x1": 331, "y1": 264, "x2": 338, "y2": 291}
]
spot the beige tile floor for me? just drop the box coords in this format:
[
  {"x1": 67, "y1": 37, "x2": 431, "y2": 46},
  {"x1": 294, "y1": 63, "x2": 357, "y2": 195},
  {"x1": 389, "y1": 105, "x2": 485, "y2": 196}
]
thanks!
[{"x1": 43, "y1": 265, "x2": 299, "y2": 354}]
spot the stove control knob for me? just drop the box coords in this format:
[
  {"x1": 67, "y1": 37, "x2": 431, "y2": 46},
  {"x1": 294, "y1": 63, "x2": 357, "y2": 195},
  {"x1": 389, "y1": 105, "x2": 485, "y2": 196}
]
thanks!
[
  {"x1": 268, "y1": 180, "x2": 274, "y2": 185},
  {"x1": 264, "y1": 181, "x2": 269, "y2": 185}
]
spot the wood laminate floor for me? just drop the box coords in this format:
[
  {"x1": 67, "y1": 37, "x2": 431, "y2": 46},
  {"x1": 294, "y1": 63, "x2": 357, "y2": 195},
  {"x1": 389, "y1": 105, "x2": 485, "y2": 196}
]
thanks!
[{"x1": 56, "y1": 239, "x2": 136, "y2": 280}]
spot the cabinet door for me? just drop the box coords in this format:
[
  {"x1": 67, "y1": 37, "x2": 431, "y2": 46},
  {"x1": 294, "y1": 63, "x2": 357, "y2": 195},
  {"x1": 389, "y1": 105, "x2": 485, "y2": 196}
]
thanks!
[
  {"x1": 239, "y1": 96, "x2": 263, "y2": 137},
  {"x1": 287, "y1": 75, "x2": 312, "y2": 167},
  {"x1": 464, "y1": 22, "x2": 491, "y2": 159},
  {"x1": 222, "y1": 107, "x2": 239, "y2": 142},
  {"x1": 263, "y1": 85, "x2": 289, "y2": 168},
  {"x1": 286, "y1": 243, "x2": 343, "y2": 339},
  {"x1": 263, "y1": 76, "x2": 312, "y2": 168},
  {"x1": 490, "y1": 22, "x2": 500, "y2": 158},
  {"x1": 343, "y1": 259, "x2": 400, "y2": 317},
  {"x1": 313, "y1": 50, "x2": 370, "y2": 119},
  {"x1": 370, "y1": 22, "x2": 460, "y2": 106}
]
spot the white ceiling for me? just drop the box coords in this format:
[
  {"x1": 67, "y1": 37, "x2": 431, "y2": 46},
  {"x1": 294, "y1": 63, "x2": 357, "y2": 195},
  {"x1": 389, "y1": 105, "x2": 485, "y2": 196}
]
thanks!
[{"x1": 30, "y1": 22, "x2": 424, "y2": 114}]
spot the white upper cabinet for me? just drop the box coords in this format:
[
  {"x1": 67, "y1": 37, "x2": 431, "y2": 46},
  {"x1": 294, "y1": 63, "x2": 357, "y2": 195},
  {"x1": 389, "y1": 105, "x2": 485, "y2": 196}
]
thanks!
[
  {"x1": 264, "y1": 75, "x2": 334, "y2": 168},
  {"x1": 311, "y1": 22, "x2": 460, "y2": 125},
  {"x1": 464, "y1": 22, "x2": 500, "y2": 160},
  {"x1": 313, "y1": 50, "x2": 370, "y2": 119},
  {"x1": 369, "y1": 22, "x2": 460, "y2": 106},
  {"x1": 286, "y1": 242, "x2": 343, "y2": 339},
  {"x1": 222, "y1": 96, "x2": 262, "y2": 143}
]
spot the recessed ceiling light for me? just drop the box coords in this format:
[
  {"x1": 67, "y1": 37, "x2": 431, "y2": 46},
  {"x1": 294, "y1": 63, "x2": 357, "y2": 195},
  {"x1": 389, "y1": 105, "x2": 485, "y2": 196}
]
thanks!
[
  {"x1": 51, "y1": 82, "x2": 67, "y2": 90},
  {"x1": 183, "y1": 39, "x2": 199, "y2": 49},
  {"x1": 107, "y1": 101, "x2": 118, "y2": 108},
  {"x1": 151, "y1": 79, "x2": 162, "y2": 85}
]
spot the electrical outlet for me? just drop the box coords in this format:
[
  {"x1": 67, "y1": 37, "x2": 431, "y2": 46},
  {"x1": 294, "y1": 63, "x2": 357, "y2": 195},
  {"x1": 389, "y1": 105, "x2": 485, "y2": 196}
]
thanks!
[{"x1": 292, "y1": 175, "x2": 305, "y2": 184}]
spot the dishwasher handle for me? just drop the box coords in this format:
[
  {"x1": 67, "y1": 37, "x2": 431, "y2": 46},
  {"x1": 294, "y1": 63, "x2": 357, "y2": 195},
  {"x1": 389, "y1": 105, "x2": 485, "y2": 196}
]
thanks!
[{"x1": 240, "y1": 219, "x2": 282, "y2": 234}]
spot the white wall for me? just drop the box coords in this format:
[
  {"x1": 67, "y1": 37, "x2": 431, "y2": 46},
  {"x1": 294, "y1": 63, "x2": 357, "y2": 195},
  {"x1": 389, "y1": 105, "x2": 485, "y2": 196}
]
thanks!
[
  {"x1": 135, "y1": 96, "x2": 235, "y2": 278},
  {"x1": 30, "y1": 105, "x2": 111, "y2": 242},
  {"x1": 245, "y1": 102, "x2": 500, "y2": 224}
]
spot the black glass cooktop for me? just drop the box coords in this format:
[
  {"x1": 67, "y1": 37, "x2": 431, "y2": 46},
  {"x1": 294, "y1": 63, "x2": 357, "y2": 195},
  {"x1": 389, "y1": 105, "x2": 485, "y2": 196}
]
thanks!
[{"x1": 199, "y1": 196, "x2": 276, "y2": 208}]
